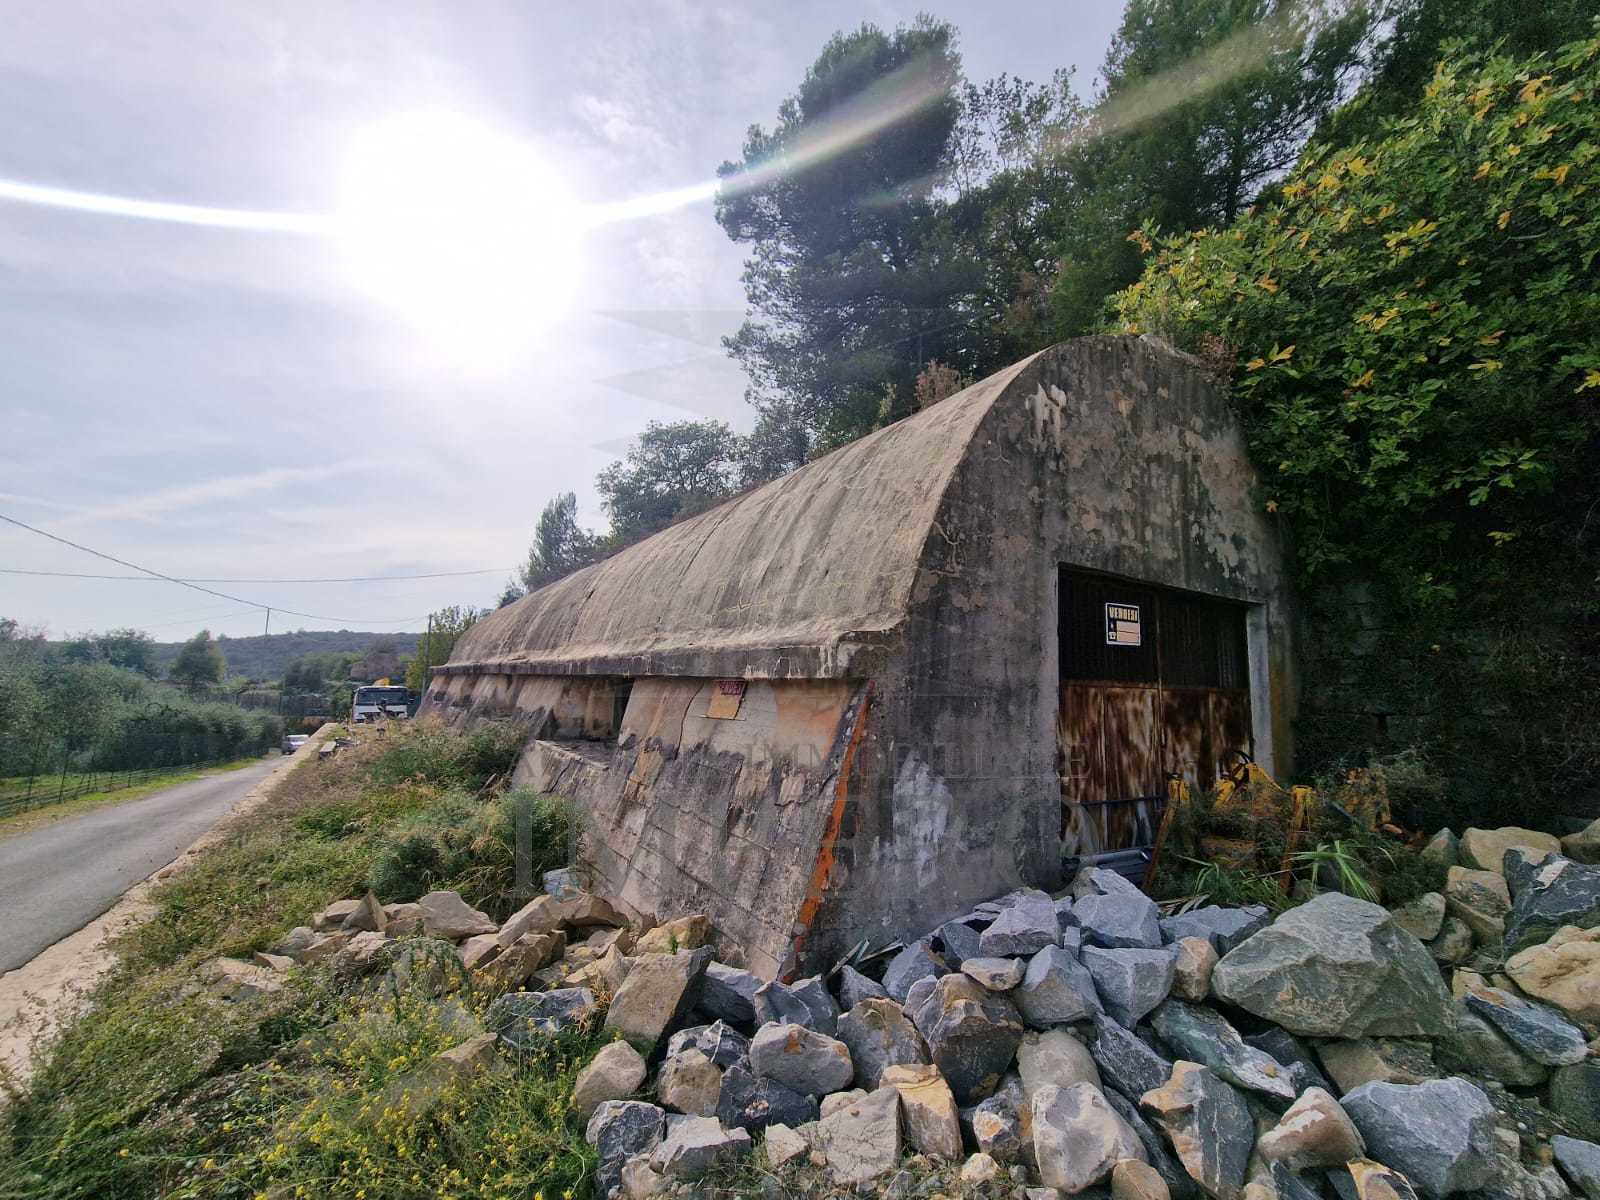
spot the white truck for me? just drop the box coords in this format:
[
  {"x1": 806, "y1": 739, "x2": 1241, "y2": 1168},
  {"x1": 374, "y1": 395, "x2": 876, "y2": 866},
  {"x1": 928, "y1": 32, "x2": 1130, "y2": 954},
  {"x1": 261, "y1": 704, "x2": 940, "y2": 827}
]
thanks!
[{"x1": 351, "y1": 684, "x2": 410, "y2": 724}]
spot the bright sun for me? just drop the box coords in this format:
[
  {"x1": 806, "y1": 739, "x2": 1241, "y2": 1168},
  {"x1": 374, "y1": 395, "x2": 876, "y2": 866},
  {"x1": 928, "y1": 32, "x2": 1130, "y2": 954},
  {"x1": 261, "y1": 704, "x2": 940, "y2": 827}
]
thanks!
[{"x1": 336, "y1": 111, "x2": 584, "y2": 363}]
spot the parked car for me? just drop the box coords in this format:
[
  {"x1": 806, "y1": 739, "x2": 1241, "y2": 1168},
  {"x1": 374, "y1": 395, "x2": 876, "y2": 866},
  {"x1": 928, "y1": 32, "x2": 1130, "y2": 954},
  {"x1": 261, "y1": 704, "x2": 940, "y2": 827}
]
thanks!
[{"x1": 281, "y1": 734, "x2": 310, "y2": 755}]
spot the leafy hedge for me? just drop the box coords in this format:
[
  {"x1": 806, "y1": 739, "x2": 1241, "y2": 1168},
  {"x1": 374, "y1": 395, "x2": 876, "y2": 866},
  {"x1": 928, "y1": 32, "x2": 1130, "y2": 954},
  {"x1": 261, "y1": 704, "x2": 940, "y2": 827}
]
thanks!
[{"x1": 1111, "y1": 34, "x2": 1600, "y2": 820}]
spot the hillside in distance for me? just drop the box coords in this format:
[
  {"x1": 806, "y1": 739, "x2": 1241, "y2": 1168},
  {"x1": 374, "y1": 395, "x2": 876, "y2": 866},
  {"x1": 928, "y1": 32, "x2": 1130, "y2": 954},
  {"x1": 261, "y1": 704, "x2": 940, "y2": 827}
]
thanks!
[{"x1": 152, "y1": 629, "x2": 421, "y2": 681}]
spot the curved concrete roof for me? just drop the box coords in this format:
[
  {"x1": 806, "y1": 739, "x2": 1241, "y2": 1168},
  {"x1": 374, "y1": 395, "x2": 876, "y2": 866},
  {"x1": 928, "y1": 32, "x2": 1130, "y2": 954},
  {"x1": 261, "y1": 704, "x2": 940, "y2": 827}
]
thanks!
[{"x1": 441, "y1": 351, "x2": 1041, "y2": 679}]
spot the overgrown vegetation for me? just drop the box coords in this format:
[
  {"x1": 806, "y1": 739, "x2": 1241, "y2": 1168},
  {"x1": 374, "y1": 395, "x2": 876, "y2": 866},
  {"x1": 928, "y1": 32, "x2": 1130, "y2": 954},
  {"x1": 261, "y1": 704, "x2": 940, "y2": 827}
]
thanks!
[
  {"x1": 0, "y1": 720, "x2": 600, "y2": 1200},
  {"x1": 1113, "y1": 29, "x2": 1600, "y2": 823}
]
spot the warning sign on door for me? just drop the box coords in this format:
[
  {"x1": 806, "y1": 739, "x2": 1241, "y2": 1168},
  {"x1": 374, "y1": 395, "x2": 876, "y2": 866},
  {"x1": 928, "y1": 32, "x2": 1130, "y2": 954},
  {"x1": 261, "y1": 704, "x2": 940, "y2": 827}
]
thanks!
[{"x1": 1105, "y1": 602, "x2": 1142, "y2": 646}]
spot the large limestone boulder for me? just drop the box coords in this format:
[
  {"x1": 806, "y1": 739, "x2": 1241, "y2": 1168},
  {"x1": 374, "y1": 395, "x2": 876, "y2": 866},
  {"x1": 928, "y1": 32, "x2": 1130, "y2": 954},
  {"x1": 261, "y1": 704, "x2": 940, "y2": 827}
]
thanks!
[
  {"x1": 1340, "y1": 1078, "x2": 1498, "y2": 1198},
  {"x1": 1462, "y1": 986, "x2": 1588, "y2": 1065},
  {"x1": 715, "y1": 1063, "x2": 818, "y2": 1134},
  {"x1": 1016, "y1": 1028, "x2": 1101, "y2": 1101},
  {"x1": 1032, "y1": 1081, "x2": 1146, "y2": 1194},
  {"x1": 816, "y1": 1085, "x2": 901, "y2": 1185},
  {"x1": 1211, "y1": 893, "x2": 1452, "y2": 1038},
  {"x1": 749, "y1": 1022, "x2": 853, "y2": 1097},
  {"x1": 1256, "y1": 1087, "x2": 1366, "y2": 1171},
  {"x1": 836, "y1": 998, "x2": 929, "y2": 1090},
  {"x1": 417, "y1": 891, "x2": 497, "y2": 941},
  {"x1": 488, "y1": 987, "x2": 599, "y2": 1049},
  {"x1": 657, "y1": 1048, "x2": 722, "y2": 1116},
  {"x1": 1090, "y1": 1012, "x2": 1174, "y2": 1103},
  {"x1": 913, "y1": 974, "x2": 1025, "y2": 1105},
  {"x1": 1562, "y1": 817, "x2": 1600, "y2": 865},
  {"x1": 1014, "y1": 944, "x2": 1103, "y2": 1028},
  {"x1": 1082, "y1": 946, "x2": 1175, "y2": 1028},
  {"x1": 1140, "y1": 1061, "x2": 1254, "y2": 1200},
  {"x1": 881, "y1": 1063, "x2": 962, "y2": 1159},
  {"x1": 572, "y1": 1040, "x2": 648, "y2": 1118},
  {"x1": 1445, "y1": 867, "x2": 1510, "y2": 943},
  {"x1": 586, "y1": 1101, "x2": 666, "y2": 1200},
  {"x1": 1459, "y1": 827, "x2": 1561, "y2": 875},
  {"x1": 649, "y1": 1115, "x2": 750, "y2": 1179},
  {"x1": 1505, "y1": 925, "x2": 1600, "y2": 1025},
  {"x1": 603, "y1": 949, "x2": 712, "y2": 1055}
]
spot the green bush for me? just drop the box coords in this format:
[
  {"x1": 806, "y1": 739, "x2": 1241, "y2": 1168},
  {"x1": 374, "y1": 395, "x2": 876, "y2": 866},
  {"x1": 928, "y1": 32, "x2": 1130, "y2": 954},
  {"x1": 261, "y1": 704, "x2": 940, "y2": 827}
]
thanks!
[
  {"x1": 1111, "y1": 33, "x2": 1600, "y2": 822},
  {"x1": 360, "y1": 721, "x2": 527, "y2": 791}
]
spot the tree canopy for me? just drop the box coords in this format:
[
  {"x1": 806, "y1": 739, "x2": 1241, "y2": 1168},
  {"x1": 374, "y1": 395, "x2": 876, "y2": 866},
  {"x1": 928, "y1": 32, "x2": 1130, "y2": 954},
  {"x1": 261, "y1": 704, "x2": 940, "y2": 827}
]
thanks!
[{"x1": 168, "y1": 630, "x2": 226, "y2": 694}]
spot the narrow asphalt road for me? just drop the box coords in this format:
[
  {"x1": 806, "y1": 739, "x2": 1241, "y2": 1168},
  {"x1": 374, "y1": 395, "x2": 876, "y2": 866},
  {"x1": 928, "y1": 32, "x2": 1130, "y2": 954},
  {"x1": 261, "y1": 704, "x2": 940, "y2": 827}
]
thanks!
[{"x1": 0, "y1": 756, "x2": 283, "y2": 974}]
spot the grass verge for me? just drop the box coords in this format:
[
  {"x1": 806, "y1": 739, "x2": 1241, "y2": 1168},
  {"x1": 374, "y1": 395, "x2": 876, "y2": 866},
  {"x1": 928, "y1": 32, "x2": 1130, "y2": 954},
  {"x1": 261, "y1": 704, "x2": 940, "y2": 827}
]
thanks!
[{"x1": 0, "y1": 720, "x2": 598, "y2": 1200}]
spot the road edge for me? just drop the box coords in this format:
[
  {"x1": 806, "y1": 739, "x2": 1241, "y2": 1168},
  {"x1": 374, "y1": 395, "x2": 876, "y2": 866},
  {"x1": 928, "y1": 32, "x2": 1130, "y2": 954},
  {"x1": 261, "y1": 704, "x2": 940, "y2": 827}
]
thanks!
[{"x1": 0, "y1": 723, "x2": 338, "y2": 1090}]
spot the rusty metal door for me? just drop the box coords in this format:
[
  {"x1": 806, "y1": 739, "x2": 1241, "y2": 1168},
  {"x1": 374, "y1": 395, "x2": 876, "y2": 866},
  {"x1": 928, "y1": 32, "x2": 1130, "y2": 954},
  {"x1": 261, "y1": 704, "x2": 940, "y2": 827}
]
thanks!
[{"x1": 1058, "y1": 570, "x2": 1251, "y2": 854}]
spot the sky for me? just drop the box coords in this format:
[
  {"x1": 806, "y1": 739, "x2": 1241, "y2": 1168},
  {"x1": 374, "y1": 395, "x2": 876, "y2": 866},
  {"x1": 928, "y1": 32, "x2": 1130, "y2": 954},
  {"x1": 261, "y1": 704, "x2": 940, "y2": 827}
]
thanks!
[{"x1": 0, "y1": 0, "x2": 1122, "y2": 642}]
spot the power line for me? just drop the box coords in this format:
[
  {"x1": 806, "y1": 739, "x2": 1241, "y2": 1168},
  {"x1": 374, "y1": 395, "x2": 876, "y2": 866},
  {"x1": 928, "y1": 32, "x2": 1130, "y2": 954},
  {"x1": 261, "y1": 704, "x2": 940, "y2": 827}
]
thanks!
[
  {"x1": 0, "y1": 511, "x2": 434, "y2": 626},
  {"x1": 0, "y1": 566, "x2": 513, "y2": 583}
]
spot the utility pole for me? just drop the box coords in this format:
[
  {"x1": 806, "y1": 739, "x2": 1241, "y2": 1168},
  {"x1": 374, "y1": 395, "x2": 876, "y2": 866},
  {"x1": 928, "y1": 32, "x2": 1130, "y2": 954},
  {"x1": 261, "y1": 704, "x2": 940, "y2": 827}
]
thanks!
[
  {"x1": 419, "y1": 612, "x2": 434, "y2": 701},
  {"x1": 263, "y1": 607, "x2": 271, "y2": 636}
]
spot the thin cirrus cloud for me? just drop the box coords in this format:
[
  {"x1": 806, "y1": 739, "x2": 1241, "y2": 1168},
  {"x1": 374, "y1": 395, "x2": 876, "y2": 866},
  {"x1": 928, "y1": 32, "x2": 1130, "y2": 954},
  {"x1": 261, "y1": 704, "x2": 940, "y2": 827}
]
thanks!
[{"x1": 56, "y1": 463, "x2": 373, "y2": 529}]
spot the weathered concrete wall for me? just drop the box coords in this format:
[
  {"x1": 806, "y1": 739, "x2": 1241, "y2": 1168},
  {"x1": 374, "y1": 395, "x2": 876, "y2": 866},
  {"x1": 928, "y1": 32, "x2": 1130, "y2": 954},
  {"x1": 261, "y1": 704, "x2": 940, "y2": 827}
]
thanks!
[
  {"x1": 425, "y1": 336, "x2": 1295, "y2": 978},
  {"x1": 805, "y1": 336, "x2": 1295, "y2": 966}
]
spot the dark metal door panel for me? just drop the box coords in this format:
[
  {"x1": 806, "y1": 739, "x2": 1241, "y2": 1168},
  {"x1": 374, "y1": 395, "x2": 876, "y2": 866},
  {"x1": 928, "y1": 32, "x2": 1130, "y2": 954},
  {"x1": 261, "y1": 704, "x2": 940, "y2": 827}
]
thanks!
[{"x1": 1098, "y1": 686, "x2": 1161, "y2": 802}]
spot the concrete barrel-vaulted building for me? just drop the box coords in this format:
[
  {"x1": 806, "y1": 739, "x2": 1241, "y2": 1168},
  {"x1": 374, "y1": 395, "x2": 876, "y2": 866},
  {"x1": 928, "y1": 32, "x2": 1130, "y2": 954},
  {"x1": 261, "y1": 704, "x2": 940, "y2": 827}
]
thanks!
[{"x1": 422, "y1": 335, "x2": 1295, "y2": 978}]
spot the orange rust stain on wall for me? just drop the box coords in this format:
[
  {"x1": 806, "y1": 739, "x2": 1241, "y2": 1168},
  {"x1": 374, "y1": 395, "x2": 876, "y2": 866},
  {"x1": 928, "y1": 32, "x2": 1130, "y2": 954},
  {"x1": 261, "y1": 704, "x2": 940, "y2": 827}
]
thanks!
[{"x1": 787, "y1": 683, "x2": 873, "y2": 978}]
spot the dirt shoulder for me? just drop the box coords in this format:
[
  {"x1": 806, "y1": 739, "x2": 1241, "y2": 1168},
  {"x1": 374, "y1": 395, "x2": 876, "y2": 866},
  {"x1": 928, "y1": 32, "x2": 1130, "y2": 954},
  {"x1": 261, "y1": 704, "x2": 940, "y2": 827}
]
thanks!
[{"x1": 0, "y1": 725, "x2": 336, "y2": 1087}]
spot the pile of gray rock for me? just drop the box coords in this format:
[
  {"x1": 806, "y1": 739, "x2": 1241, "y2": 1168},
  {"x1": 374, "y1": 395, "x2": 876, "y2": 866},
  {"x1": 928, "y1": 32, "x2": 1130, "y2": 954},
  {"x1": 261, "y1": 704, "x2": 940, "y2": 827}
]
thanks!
[{"x1": 207, "y1": 819, "x2": 1600, "y2": 1200}]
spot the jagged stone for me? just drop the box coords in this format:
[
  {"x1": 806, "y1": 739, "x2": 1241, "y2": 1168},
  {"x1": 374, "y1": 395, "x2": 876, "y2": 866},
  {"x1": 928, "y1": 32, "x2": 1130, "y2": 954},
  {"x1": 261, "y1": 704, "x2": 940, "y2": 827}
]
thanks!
[
  {"x1": 837, "y1": 964, "x2": 887, "y2": 1010},
  {"x1": 1077, "y1": 892, "x2": 1164, "y2": 950},
  {"x1": 1017, "y1": 1028, "x2": 1101, "y2": 1100},
  {"x1": 916, "y1": 973, "x2": 1025, "y2": 1105},
  {"x1": 619, "y1": 1153, "x2": 665, "y2": 1199},
  {"x1": 962, "y1": 957, "x2": 1026, "y2": 990},
  {"x1": 1113, "y1": 1158, "x2": 1173, "y2": 1200},
  {"x1": 657, "y1": 1048, "x2": 722, "y2": 1116},
  {"x1": 603, "y1": 948, "x2": 712, "y2": 1054},
  {"x1": 1463, "y1": 986, "x2": 1588, "y2": 1065},
  {"x1": 699, "y1": 961, "x2": 761, "y2": 1026},
  {"x1": 715, "y1": 1063, "x2": 818, "y2": 1133},
  {"x1": 1434, "y1": 1001, "x2": 1548, "y2": 1087},
  {"x1": 969, "y1": 1094, "x2": 1024, "y2": 1164},
  {"x1": 819, "y1": 1088, "x2": 866, "y2": 1118},
  {"x1": 1390, "y1": 893, "x2": 1447, "y2": 942},
  {"x1": 1139, "y1": 1061, "x2": 1253, "y2": 1200},
  {"x1": 1212, "y1": 893, "x2": 1453, "y2": 1038},
  {"x1": 816, "y1": 1085, "x2": 901, "y2": 1185},
  {"x1": 1552, "y1": 1135, "x2": 1600, "y2": 1200},
  {"x1": 649, "y1": 1114, "x2": 750, "y2": 1178},
  {"x1": 1104, "y1": 1086, "x2": 1200, "y2": 1200},
  {"x1": 489, "y1": 987, "x2": 599, "y2": 1049},
  {"x1": 1271, "y1": 1162, "x2": 1325, "y2": 1200},
  {"x1": 586, "y1": 1101, "x2": 666, "y2": 1200},
  {"x1": 341, "y1": 891, "x2": 388, "y2": 933},
  {"x1": 750, "y1": 1022, "x2": 853, "y2": 1097},
  {"x1": 1427, "y1": 916, "x2": 1475, "y2": 965},
  {"x1": 1422, "y1": 829, "x2": 1460, "y2": 870},
  {"x1": 956, "y1": 1151, "x2": 998, "y2": 1184},
  {"x1": 1151, "y1": 1000, "x2": 1296, "y2": 1103},
  {"x1": 753, "y1": 975, "x2": 838, "y2": 1035},
  {"x1": 1460, "y1": 827, "x2": 1561, "y2": 875},
  {"x1": 1506, "y1": 925, "x2": 1600, "y2": 1025},
  {"x1": 1083, "y1": 946, "x2": 1175, "y2": 1028},
  {"x1": 1073, "y1": 866, "x2": 1145, "y2": 900},
  {"x1": 1033, "y1": 1082, "x2": 1146, "y2": 1194},
  {"x1": 1090, "y1": 1012, "x2": 1173, "y2": 1103},
  {"x1": 1550, "y1": 1060, "x2": 1600, "y2": 1141},
  {"x1": 417, "y1": 890, "x2": 496, "y2": 940},
  {"x1": 1563, "y1": 818, "x2": 1600, "y2": 866},
  {"x1": 1171, "y1": 937, "x2": 1218, "y2": 1003},
  {"x1": 882, "y1": 941, "x2": 949, "y2": 1002},
  {"x1": 384, "y1": 902, "x2": 424, "y2": 935},
  {"x1": 1316, "y1": 1038, "x2": 1439, "y2": 1094},
  {"x1": 275, "y1": 925, "x2": 318, "y2": 957},
  {"x1": 1014, "y1": 944, "x2": 1103, "y2": 1028},
  {"x1": 1446, "y1": 867, "x2": 1511, "y2": 943},
  {"x1": 762, "y1": 1122, "x2": 807, "y2": 1168},
  {"x1": 314, "y1": 898, "x2": 360, "y2": 930},
  {"x1": 981, "y1": 895, "x2": 1062, "y2": 958},
  {"x1": 904, "y1": 975, "x2": 938, "y2": 1021},
  {"x1": 1160, "y1": 906, "x2": 1271, "y2": 955},
  {"x1": 1256, "y1": 1086, "x2": 1365, "y2": 1170},
  {"x1": 252, "y1": 951, "x2": 294, "y2": 972},
  {"x1": 1340, "y1": 1078, "x2": 1498, "y2": 1199},
  {"x1": 882, "y1": 1063, "x2": 962, "y2": 1159},
  {"x1": 203, "y1": 957, "x2": 284, "y2": 1000},
  {"x1": 666, "y1": 1021, "x2": 750, "y2": 1069},
  {"x1": 1343, "y1": 1159, "x2": 1422, "y2": 1200},
  {"x1": 457, "y1": 933, "x2": 500, "y2": 970},
  {"x1": 328, "y1": 931, "x2": 390, "y2": 978},
  {"x1": 938, "y1": 919, "x2": 984, "y2": 969},
  {"x1": 542, "y1": 866, "x2": 581, "y2": 899},
  {"x1": 1242, "y1": 1027, "x2": 1332, "y2": 1095},
  {"x1": 473, "y1": 931, "x2": 565, "y2": 993},
  {"x1": 572, "y1": 1041, "x2": 648, "y2": 1118},
  {"x1": 1504, "y1": 854, "x2": 1600, "y2": 953},
  {"x1": 835, "y1": 998, "x2": 928, "y2": 1089}
]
